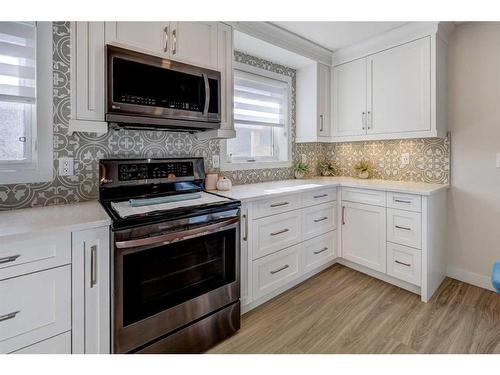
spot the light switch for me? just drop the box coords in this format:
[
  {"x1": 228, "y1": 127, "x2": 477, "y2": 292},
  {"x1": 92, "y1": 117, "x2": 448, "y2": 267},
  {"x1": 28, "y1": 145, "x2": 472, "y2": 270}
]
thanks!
[
  {"x1": 496, "y1": 153, "x2": 500, "y2": 168},
  {"x1": 212, "y1": 155, "x2": 220, "y2": 169},
  {"x1": 401, "y1": 153, "x2": 410, "y2": 166},
  {"x1": 58, "y1": 157, "x2": 74, "y2": 176}
]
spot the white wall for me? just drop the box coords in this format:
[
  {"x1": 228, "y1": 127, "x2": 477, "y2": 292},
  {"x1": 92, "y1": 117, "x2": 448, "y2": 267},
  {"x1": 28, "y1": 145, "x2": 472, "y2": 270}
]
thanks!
[{"x1": 447, "y1": 22, "x2": 500, "y2": 290}]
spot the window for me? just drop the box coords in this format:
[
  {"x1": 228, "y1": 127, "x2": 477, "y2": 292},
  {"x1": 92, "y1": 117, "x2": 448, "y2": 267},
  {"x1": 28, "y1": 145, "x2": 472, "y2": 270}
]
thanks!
[
  {"x1": 222, "y1": 62, "x2": 291, "y2": 170},
  {"x1": 0, "y1": 22, "x2": 52, "y2": 184}
]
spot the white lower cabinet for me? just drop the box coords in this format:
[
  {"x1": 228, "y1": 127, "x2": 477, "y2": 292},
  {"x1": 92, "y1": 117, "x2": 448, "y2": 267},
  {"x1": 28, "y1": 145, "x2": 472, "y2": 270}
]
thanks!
[
  {"x1": 252, "y1": 244, "x2": 302, "y2": 300},
  {"x1": 387, "y1": 208, "x2": 422, "y2": 249},
  {"x1": 341, "y1": 201, "x2": 387, "y2": 273},
  {"x1": 303, "y1": 231, "x2": 337, "y2": 273},
  {"x1": 386, "y1": 242, "x2": 422, "y2": 286},
  {"x1": 12, "y1": 332, "x2": 72, "y2": 354},
  {"x1": 302, "y1": 202, "x2": 336, "y2": 240},
  {"x1": 72, "y1": 226, "x2": 111, "y2": 354},
  {"x1": 0, "y1": 266, "x2": 71, "y2": 354}
]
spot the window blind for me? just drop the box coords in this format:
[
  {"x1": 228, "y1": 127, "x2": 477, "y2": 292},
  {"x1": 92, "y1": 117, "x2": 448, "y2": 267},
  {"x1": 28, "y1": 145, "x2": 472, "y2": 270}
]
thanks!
[
  {"x1": 0, "y1": 22, "x2": 36, "y2": 105},
  {"x1": 234, "y1": 69, "x2": 288, "y2": 128}
]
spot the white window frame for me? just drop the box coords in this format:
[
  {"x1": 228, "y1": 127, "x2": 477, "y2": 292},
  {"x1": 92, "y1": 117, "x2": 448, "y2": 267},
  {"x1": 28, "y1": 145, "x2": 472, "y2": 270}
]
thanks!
[
  {"x1": 221, "y1": 62, "x2": 292, "y2": 171},
  {"x1": 0, "y1": 22, "x2": 53, "y2": 184}
]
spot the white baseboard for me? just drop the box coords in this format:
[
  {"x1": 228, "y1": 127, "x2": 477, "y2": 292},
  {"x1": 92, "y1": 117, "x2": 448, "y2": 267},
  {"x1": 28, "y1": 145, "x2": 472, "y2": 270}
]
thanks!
[{"x1": 446, "y1": 266, "x2": 495, "y2": 292}]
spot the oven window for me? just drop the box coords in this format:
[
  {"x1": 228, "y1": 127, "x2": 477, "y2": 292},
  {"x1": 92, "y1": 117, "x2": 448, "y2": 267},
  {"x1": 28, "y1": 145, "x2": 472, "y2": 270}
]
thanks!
[{"x1": 122, "y1": 227, "x2": 236, "y2": 326}]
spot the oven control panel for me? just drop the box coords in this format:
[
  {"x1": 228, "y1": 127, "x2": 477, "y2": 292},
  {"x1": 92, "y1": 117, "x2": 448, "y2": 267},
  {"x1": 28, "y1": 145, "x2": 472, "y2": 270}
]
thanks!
[{"x1": 118, "y1": 161, "x2": 194, "y2": 181}]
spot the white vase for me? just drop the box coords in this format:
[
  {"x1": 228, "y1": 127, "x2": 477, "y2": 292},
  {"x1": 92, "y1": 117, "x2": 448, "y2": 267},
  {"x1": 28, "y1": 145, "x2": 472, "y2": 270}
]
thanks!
[
  {"x1": 358, "y1": 170, "x2": 369, "y2": 179},
  {"x1": 216, "y1": 176, "x2": 232, "y2": 191}
]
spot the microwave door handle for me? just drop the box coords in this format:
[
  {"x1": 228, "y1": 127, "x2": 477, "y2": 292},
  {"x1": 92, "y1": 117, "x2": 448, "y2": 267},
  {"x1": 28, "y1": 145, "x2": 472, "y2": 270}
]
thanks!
[{"x1": 203, "y1": 73, "x2": 210, "y2": 116}]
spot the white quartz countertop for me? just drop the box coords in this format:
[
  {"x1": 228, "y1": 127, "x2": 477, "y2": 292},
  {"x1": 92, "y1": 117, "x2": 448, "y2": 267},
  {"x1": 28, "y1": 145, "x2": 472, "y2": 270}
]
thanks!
[
  {"x1": 211, "y1": 177, "x2": 449, "y2": 202},
  {"x1": 0, "y1": 201, "x2": 111, "y2": 239}
]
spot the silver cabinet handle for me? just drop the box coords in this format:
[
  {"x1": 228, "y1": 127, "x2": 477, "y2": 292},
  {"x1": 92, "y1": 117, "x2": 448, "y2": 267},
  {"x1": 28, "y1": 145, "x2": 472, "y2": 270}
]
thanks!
[
  {"x1": 0, "y1": 254, "x2": 20, "y2": 264},
  {"x1": 367, "y1": 111, "x2": 372, "y2": 129},
  {"x1": 270, "y1": 201, "x2": 289, "y2": 208},
  {"x1": 362, "y1": 112, "x2": 366, "y2": 130},
  {"x1": 90, "y1": 245, "x2": 97, "y2": 288},
  {"x1": 395, "y1": 260, "x2": 411, "y2": 267},
  {"x1": 319, "y1": 114, "x2": 324, "y2": 132},
  {"x1": 395, "y1": 225, "x2": 412, "y2": 231},
  {"x1": 242, "y1": 213, "x2": 248, "y2": 242},
  {"x1": 270, "y1": 228, "x2": 289, "y2": 236},
  {"x1": 0, "y1": 310, "x2": 20, "y2": 322},
  {"x1": 202, "y1": 73, "x2": 210, "y2": 116},
  {"x1": 313, "y1": 194, "x2": 328, "y2": 199},
  {"x1": 163, "y1": 26, "x2": 169, "y2": 53},
  {"x1": 313, "y1": 247, "x2": 328, "y2": 255},
  {"x1": 270, "y1": 264, "x2": 289, "y2": 274},
  {"x1": 314, "y1": 217, "x2": 328, "y2": 223},
  {"x1": 394, "y1": 199, "x2": 412, "y2": 204},
  {"x1": 172, "y1": 28, "x2": 177, "y2": 55},
  {"x1": 342, "y1": 206, "x2": 346, "y2": 225}
]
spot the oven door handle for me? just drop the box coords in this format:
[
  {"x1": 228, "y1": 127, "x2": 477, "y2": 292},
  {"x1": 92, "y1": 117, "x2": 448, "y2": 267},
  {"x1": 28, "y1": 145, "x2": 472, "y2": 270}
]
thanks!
[{"x1": 115, "y1": 217, "x2": 239, "y2": 249}]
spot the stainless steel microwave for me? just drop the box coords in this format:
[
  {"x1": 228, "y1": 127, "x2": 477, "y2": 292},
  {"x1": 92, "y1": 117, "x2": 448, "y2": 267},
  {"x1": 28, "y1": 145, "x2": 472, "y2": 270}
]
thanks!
[{"x1": 106, "y1": 45, "x2": 221, "y2": 132}]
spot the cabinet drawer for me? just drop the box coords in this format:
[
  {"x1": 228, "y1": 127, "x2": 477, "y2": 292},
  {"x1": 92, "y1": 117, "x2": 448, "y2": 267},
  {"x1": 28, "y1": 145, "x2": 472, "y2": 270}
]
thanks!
[
  {"x1": 302, "y1": 202, "x2": 337, "y2": 240},
  {"x1": 0, "y1": 266, "x2": 71, "y2": 354},
  {"x1": 387, "y1": 208, "x2": 422, "y2": 249},
  {"x1": 11, "y1": 331, "x2": 71, "y2": 354},
  {"x1": 301, "y1": 187, "x2": 336, "y2": 207},
  {"x1": 387, "y1": 242, "x2": 422, "y2": 286},
  {"x1": 0, "y1": 232, "x2": 71, "y2": 281},
  {"x1": 252, "y1": 244, "x2": 302, "y2": 300},
  {"x1": 252, "y1": 211, "x2": 301, "y2": 259},
  {"x1": 341, "y1": 187, "x2": 386, "y2": 207},
  {"x1": 303, "y1": 230, "x2": 336, "y2": 273},
  {"x1": 253, "y1": 194, "x2": 302, "y2": 219},
  {"x1": 387, "y1": 192, "x2": 421, "y2": 212}
]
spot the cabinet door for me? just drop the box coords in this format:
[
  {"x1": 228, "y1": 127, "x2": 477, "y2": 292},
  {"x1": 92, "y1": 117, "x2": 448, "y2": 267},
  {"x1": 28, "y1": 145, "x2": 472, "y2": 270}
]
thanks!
[
  {"x1": 240, "y1": 205, "x2": 251, "y2": 307},
  {"x1": 105, "y1": 22, "x2": 169, "y2": 57},
  {"x1": 71, "y1": 22, "x2": 105, "y2": 122},
  {"x1": 218, "y1": 23, "x2": 234, "y2": 132},
  {"x1": 333, "y1": 58, "x2": 367, "y2": 137},
  {"x1": 72, "y1": 226, "x2": 110, "y2": 354},
  {"x1": 367, "y1": 37, "x2": 431, "y2": 135},
  {"x1": 318, "y1": 63, "x2": 331, "y2": 137},
  {"x1": 341, "y1": 201, "x2": 386, "y2": 273},
  {"x1": 169, "y1": 22, "x2": 218, "y2": 69}
]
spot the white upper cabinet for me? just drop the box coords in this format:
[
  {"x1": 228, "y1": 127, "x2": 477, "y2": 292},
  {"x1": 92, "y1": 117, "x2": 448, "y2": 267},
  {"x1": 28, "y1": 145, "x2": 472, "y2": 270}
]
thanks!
[
  {"x1": 331, "y1": 22, "x2": 452, "y2": 142},
  {"x1": 168, "y1": 22, "x2": 218, "y2": 69},
  {"x1": 296, "y1": 62, "x2": 331, "y2": 142},
  {"x1": 69, "y1": 22, "x2": 107, "y2": 135},
  {"x1": 332, "y1": 58, "x2": 367, "y2": 137},
  {"x1": 367, "y1": 37, "x2": 431, "y2": 135},
  {"x1": 105, "y1": 22, "x2": 169, "y2": 57}
]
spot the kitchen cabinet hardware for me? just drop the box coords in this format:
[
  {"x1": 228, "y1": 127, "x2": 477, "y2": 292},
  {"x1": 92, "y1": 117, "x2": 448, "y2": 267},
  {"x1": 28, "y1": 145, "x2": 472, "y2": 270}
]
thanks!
[
  {"x1": 313, "y1": 194, "x2": 328, "y2": 199},
  {"x1": 172, "y1": 29, "x2": 177, "y2": 55},
  {"x1": 242, "y1": 213, "x2": 248, "y2": 242},
  {"x1": 394, "y1": 199, "x2": 412, "y2": 204},
  {"x1": 367, "y1": 111, "x2": 372, "y2": 129},
  {"x1": 90, "y1": 245, "x2": 97, "y2": 288},
  {"x1": 313, "y1": 247, "x2": 329, "y2": 255},
  {"x1": 342, "y1": 206, "x2": 346, "y2": 225},
  {"x1": 319, "y1": 114, "x2": 324, "y2": 132},
  {"x1": 270, "y1": 228, "x2": 289, "y2": 236},
  {"x1": 395, "y1": 260, "x2": 411, "y2": 267},
  {"x1": 395, "y1": 225, "x2": 412, "y2": 231},
  {"x1": 314, "y1": 217, "x2": 328, "y2": 223},
  {"x1": 163, "y1": 26, "x2": 168, "y2": 52},
  {"x1": 270, "y1": 201, "x2": 289, "y2": 208},
  {"x1": 362, "y1": 111, "x2": 366, "y2": 130},
  {"x1": 0, "y1": 254, "x2": 20, "y2": 264},
  {"x1": 270, "y1": 264, "x2": 289, "y2": 274},
  {"x1": 0, "y1": 310, "x2": 20, "y2": 323}
]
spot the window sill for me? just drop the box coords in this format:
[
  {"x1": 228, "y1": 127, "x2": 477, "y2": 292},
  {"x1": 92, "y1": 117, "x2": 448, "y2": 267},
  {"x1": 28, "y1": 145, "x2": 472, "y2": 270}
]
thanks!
[{"x1": 220, "y1": 160, "x2": 291, "y2": 171}]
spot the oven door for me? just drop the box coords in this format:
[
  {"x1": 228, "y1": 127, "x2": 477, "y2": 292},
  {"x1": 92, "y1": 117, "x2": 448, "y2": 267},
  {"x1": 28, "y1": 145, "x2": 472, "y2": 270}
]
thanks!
[
  {"x1": 113, "y1": 216, "x2": 239, "y2": 353},
  {"x1": 106, "y1": 45, "x2": 221, "y2": 131}
]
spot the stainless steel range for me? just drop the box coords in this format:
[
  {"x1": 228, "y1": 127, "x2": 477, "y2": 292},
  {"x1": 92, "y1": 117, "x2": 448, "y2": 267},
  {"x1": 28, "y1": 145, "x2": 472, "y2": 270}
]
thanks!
[{"x1": 99, "y1": 158, "x2": 240, "y2": 354}]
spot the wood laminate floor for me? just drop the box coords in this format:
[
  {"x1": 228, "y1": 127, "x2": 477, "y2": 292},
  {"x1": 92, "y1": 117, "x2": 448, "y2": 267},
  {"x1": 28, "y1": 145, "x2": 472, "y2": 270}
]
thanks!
[{"x1": 209, "y1": 264, "x2": 500, "y2": 354}]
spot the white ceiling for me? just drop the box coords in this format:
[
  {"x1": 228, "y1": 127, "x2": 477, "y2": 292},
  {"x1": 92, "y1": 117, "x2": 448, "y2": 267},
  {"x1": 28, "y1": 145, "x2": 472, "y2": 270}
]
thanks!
[
  {"x1": 234, "y1": 30, "x2": 315, "y2": 68},
  {"x1": 271, "y1": 22, "x2": 408, "y2": 51}
]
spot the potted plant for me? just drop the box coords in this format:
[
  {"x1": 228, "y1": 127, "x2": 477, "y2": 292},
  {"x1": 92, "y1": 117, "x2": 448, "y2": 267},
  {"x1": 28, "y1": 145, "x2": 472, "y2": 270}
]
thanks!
[
  {"x1": 294, "y1": 162, "x2": 309, "y2": 179},
  {"x1": 353, "y1": 160, "x2": 371, "y2": 179},
  {"x1": 318, "y1": 160, "x2": 339, "y2": 177}
]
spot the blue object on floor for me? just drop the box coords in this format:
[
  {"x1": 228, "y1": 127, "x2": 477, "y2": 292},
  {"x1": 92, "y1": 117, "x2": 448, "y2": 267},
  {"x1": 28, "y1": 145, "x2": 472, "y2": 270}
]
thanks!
[{"x1": 492, "y1": 262, "x2": 500, "y2": 294}]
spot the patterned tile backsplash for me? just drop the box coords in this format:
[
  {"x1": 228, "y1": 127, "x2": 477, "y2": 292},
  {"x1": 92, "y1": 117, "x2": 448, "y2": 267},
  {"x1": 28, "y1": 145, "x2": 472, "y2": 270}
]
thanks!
[{"x1": 0, "y1": 22, "x2": 449, "y2": 211}]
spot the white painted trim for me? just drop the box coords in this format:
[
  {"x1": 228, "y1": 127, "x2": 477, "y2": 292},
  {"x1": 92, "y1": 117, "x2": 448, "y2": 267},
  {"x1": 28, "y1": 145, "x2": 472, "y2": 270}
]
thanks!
[
  {"x1": 229, "y1": 22, "x2": 332, "y2": 66},
  {"x1": 0, "y1": 22, "x2": 53, "y2": 184},
  {"x1": 68, "y1": 119, "x2": 108, "y2": 136},
  {"x1": 446, "y1": 266, "x2": 495, "y2": 292},
  {"x1": 221, "y1": 159, "x2": 292, "y2": 172}
]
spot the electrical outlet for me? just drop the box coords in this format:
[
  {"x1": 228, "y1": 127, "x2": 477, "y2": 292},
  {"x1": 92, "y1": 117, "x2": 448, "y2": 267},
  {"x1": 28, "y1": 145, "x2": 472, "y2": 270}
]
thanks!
[
  {"x1": 58, "y1": 157, "x2": 74, "y2": 176},
  {"x1": 400, "y1": 153, "x2": 410, "y2": 166},
  {"x1": 212, "y1": 155, "x2": 220, "y2": 169},
  {"x1": 301, "y1": 154, "x2": 307, "y2": 164}
]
